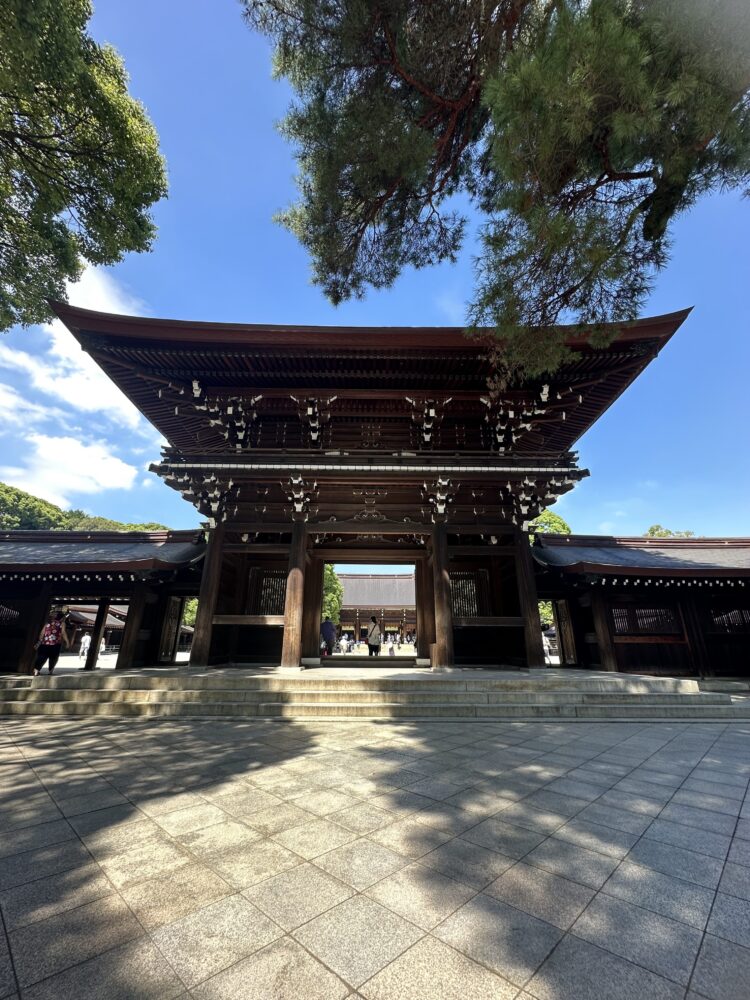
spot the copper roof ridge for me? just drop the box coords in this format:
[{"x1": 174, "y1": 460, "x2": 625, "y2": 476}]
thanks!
[
  {"x1": 0, "y1": 529, "x2": 203, "y2": 543},
  {"x1": 49, "y1": 301, "x2": 693, "y2": 349},
  {"x1": 535, "y1": 534, "x2": 750, "y2": 548}
]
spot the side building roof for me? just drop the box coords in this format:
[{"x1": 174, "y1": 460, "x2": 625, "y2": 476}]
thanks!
[
  {"x1": 0, "y1": 530, "x2": 205, "y2": 574},
  {"x1": 533, "y1": 535, "x2": 750, "y2": 578}
]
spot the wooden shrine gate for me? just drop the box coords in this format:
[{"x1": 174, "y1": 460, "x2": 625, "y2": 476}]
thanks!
[{"x1": 50, "y1": 302, "x2": 691, "y2": 671}]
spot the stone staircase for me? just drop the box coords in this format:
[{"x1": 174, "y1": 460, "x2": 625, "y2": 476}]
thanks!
[{"x1": 1, "y1": 671, "x2": 749, "y2": 720}]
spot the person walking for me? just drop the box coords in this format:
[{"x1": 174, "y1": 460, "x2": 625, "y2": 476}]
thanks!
[
  {"x1": 366, "y1": 615, "x2": 381, "y2": 657},
  {"x1": 34, "y1": 611, "x2": 71, "y2": 676},
  {"x1": 320, "y1": 617, "x2": 337, "y2": 656},
  {"x1": 78, "y1": 633, "x2": 91, "y2": 659}
]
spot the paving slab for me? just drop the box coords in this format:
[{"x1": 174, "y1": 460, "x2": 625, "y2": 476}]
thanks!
[
  {"x1": 719, "y1": 861, "x2": 750, "y2": 901},
  {"x1": 293, "y1": 895, "x2": 423, "y2": 987},
  {"x1": 151, "y1": 894, "x2": 283, "y2": 988},
  {"x1": 419, "y1": 836, "x2": 514, "y2": 888},
  {"x1": 0, "y1": 839, "x2": 92, "y2": 891},
  {"x1": 0, "y1": 861, "x2": 114, "y2": 930},
  {"x1": 153, "y1": 803, "x2": 228, "y2": 837},
  {"x1": 485, "y1": 860, "x2": 595, "y2": 928},
  {"x1": 644, "y1": 818, "x2": 732, "y2": 859},
  {"x1": 460, "y1": 816, "x2": 547, "y2": 858},
  {"x1": 572, "y1": 892, "x2": 703, "y2": 985},
  {"x1": 434, "y1": 892, "x2": 562, "y2": 986},
  {"x1": 690, "y1": 933, "x2": 750, "y2": 1000},
  {"x1": 368, "y1": 816, "x2": 453, "y2": 858},
  {"x1": 366, "y1": 861, "x2": 475, "y2": 929},
  {"x1": 0, "y1": 818, "x2": 76, "y2": 859},
  {"x1": 190, "y1": 935, "x2": 349, "y2": 1000},
  {"x1": 244, "y1": 862, "x2": 354, "y2": 930},
  {"x1": 18, "y1": 938, "x2": 184, "y2": 1000},
  {"x1": 706, "y1": 892, "x2": 750, "y2": 949},
  {"x1": 0, "y1": 935, "x2": 15, "y2": 1000},
  {"x1": 525, "y1": 837, "x2": 620, "y2": 888},
  {"x1": 525, "y1": 934, "x2": 685, "y2": 1000},
  {"x1": 176, "y1": 819, "x2": 262, "y2": 858},
  {"x1": 119, "y1": 862, "x2": 233, "y2": 929},
  {"x1": 207, "y1": 839, "x2": 301, "y2": 889},
  {"x1": 98, "y1": 838, "x2": 193, "y2": 890},
  {"x1": 601, "y1": 860, "x2": 714, "y2": 929},
  {"x1": 552, "y1": 817, "x2": 639, "y2": 858},
  {"x1": 8, "y1": 894, "x2": 143, "y2": 987},
  {"x1": 626, "y1": 838, "x2": 724, "y2": 889},
  {"x1": 359, "y1": 935, "x2": 517, "y2": 1000},
  {"x1": 314, "y1": 837, "x2": 407, "y2": 890}
]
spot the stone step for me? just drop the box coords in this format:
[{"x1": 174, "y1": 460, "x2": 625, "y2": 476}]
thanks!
[
  {"x1": 1, "y1": 698, "x2": 749, "y2": 720},
  {"x1": 0, "y1": 687, "x2": 731, "y2": 706},
  {"x1": 0, "y1": 674, "x2": 704, "y2": 694}
]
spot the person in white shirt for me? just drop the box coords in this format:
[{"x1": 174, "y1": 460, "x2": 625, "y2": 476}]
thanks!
[
  {"x1": 79, "y1": 633, "x2": 91, "y2": 659},
  {"x1": 366, "y1": 616, "x2": 381, "y2": 656}
]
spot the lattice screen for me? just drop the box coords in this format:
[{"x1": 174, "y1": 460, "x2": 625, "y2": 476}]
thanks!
[
  {"x1": 611, "y1": 605, "x2": 682, "y2": 636},
  {"x1": 247, "y1": 568, "x2": 287, "y2": 615},
  {"x1": 449, "y1": 570, "x2": 491, "y2": 617},
  {"x1": 710, "y1": 608, "x2": 750, "y2": 633}
]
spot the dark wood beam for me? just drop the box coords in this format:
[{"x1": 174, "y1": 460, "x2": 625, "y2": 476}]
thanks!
[
  {"x1": 280, "y1": 522, "x2": 307, "y2": 668},
  {"x1": 515, "y1": 531, "x2": 546, "y2": 668},
  {"x1": 116, "y1": 584, "x2": 148, "y2": 670},
  {"x1": 84, "y1": 600, "x2": 109, "y2": 671},
  {"x1": 189, "y1": 524, "x2": 225, "y2": 667},
  {"x1": 431, "y1": 523, "x2": 454, "y2": 670}
]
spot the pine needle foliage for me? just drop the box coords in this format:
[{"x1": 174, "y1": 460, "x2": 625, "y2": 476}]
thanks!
[{"x1": 243, "y1": 0, "x2": 749, "y2": 376}]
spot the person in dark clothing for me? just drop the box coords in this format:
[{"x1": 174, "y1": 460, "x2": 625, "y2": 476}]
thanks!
[
  {"x1": 34, "y1": 611, "x2": 71, "y2": 676},
  {"x1": 320, "y1": 617, "x2": 337, "y2": 656}
]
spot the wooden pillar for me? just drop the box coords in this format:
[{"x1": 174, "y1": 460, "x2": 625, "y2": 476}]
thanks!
[
  {"x1": 116, "y1": 583, "x2": 148, "y2": 670},
  {"x1": 431, "y1": 523, "x2": 454, "y2": 669},
  {"x1": 552, "y1": 599, "x2": 578, "y2": 666},
  {"x1": 515, "y1": 531, "x2": 545, "y2": 668},
  {"x1": 189, "y1": 524, "x2": 225, "y2": 668},
  {"x1": 301, "y1": 557, "x2": 324, "y2": 658},
  {"x1": 84, "y1": 600, "x2": 109, "y2": 671},
  {"x1": 19, "y1": 586, "x2": 51, "y2": 675},
  {"x1": 591, "y1": 590, "x2": 618, "y2": 672},
  {"x1": 416, "y1": 557, "x2": 435, "y2": 658},
  {"x1": 281, "y1": 521, "x2": 307, "y2": 668}
]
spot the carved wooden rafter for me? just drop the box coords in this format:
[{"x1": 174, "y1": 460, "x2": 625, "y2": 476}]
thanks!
[
  {"x1": 405, "y1": 396, "x2": 453, "y2": 448},
  {"x1": 283, "y1": 473, "x2": 318, "y2": 521},
  {"x1": 290, "y1": 395, "x2": 338, "y2": 448}
]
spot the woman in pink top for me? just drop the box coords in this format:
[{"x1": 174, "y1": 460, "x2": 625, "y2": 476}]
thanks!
[{"x1": 34, "y1": 611, "x2": 71, "y2": 676}]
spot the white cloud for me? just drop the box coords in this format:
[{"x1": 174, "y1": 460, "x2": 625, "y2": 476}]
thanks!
[
  {"x1": 0, "y1": 268, "x2": 149, "y2": 432},
  {"x1": 0, "y1": 433, "x2": 138, "y2": 508},
  {"x1": 436, "y1": 290, "x2": 466, "y2": 325},
  {"x1": 0, "y1": 382, "x2": 68, "y2": 431}
]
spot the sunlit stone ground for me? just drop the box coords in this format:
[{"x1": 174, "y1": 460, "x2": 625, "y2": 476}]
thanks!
[{"x1": 0, "y1": 717, "x2": 748, "y2": 999}]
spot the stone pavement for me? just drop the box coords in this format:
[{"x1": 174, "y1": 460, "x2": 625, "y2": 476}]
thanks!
[{"x1": 0, "y1": 717, "x2": 748, "y2": 1000}]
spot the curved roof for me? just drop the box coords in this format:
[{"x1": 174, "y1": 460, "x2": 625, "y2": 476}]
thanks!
[
  {"x1": 533, "y1": 535, "x2": 750, "y2": 577},
  {"x1": 49, "y1": 303, "x2": 691, "y2": 460},
  {"x1": 50, "y1": 302, "x2": 690, "y2": 351}
]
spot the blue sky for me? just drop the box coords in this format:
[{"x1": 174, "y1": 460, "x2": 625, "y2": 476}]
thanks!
[{"x1": 0, "y1": 0, "x2": 748, "y2": 541}]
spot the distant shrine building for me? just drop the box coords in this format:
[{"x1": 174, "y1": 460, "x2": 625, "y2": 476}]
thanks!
[{"x1": 0, "y1": 303, "x2": 748, "y2": 676}]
